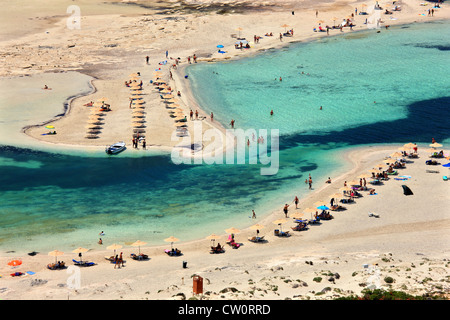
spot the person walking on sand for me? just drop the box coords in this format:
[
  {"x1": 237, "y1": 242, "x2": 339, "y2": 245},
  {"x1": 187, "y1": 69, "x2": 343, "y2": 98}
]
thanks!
[
  {"x1": 146, "y1": 56, "x2": 149, "y2": 64},
  {"x1": 119, "y1": 252, "x2": 124, "y2": 267},
  {"x1": 294, "y1": 196, "x2": 299, "y2": 209},
  {"x1": 252, "y1": 210, "x2": 256, "y2": 219},
  {"x1": 190, "y1": 110, "x2": 194, "y2": 120},
  {"x1": 114, "y1": 255, "x2": 119, "y2": 269},
  {"x1": 283, "y1": 204, "x2": 289, "y2": 217},
  {"x1": 142, "y1": 139, "x2": 146, "y2": 150},
  {"x1": 210, "y1": 112, "x2": 214, "y2": 122}
]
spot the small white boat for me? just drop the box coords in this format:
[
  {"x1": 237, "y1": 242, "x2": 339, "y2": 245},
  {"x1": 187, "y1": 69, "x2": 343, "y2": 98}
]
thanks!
[{"x1": 105, "y1": 141, "x2": 126, "y2": 155}]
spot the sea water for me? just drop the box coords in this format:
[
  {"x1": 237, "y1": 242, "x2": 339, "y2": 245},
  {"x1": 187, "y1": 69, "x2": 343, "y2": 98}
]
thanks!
[{"x1": 0, "y1": 21, "x2": 449, "y2": 254}]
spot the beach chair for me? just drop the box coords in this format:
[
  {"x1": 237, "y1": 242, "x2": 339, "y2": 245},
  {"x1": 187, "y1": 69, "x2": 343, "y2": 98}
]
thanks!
[
  {"x1": 72, "y1": 259, "x2": 95, "y2": 267},
  {"x1": 165, "y1": 249, "x2": 182, "y2": 256},
  {"x1": 130, "y1": 253, "x2": 149, "y2": 261},
  {"x1": 210, "y1": 246, "x2": 225, "y2": 254},
  {"x1": 248, "y1": 236, "x2": 266, "y2": 243}
]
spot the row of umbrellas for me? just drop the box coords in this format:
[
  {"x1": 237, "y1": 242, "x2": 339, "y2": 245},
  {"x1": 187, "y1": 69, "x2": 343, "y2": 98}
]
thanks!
[
  {"x1": 129, "y1": 73, "x2": 148, "y2": 138},
  {"x1": 44, "y1": 237, "x2": 179, "y2": 264},
  {"x1": 152, "y1": 71, "x2": 188, "y2": 128},
  {"x1": 85, "y1": 97, "x2": 109, "y2": 139}
]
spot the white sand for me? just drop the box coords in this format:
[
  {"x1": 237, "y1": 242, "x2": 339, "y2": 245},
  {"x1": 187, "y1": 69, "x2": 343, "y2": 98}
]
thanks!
[
  {"x1": 0, "y1": 144, "x2": 449, "y2": 300},
  {"x1": 0, "y1": 0, "x2": 449, "y2": 300}
]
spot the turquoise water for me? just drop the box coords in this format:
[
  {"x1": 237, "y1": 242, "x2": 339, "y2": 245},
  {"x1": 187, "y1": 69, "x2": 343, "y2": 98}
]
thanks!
[{"x1": 1, "y1": 21, "x2": 449, "y2": 254}]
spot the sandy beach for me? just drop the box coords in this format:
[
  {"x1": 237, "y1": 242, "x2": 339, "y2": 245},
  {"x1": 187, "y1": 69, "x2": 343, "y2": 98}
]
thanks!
[
  {"x1": 0, "y1": 144, "x2": 449, "y2": 300},
  {"x1": 0, "y1": 0, "x2": 449, "y2": 301},
  {"x1": 0, "y1": 0, "x2": 447, "y2": 153}
]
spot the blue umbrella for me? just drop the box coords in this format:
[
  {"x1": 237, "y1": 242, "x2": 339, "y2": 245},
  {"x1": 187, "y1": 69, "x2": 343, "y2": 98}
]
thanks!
[
  {"x1": 317, "y1": 205, "x2": 329, "y2": 210},
  {"x1": 442, "y1": 163, "x2": 450, "y2": 167},
  {"x1": 217, "y1": 45, "x2": 224, "y2": 48}
]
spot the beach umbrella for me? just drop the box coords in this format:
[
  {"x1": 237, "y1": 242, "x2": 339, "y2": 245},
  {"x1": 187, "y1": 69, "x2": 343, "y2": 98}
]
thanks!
[
  {"x1": 281, "y1": 24, "x2": 290, "y2": 32},
  {"x1": 272, "y1": 219, "x2": 287, "y2": 232},
  {"x1": 330, "y1": 193, "x2": 343, "y2": 199},
  {"x1": 429, "y1": 143, "x2": 443, "y2": 148},
  {"x1": 217, "y1": 45, "x2": 224, "y2": 48},
  {"x1": 206, "y1": 234, "x2": 221, "y2": 246},
  {"x1": 7, "y1": 259, "x2": 22, "y2": 267},
  {"x1": 340, "y1": 186, "x2": 352, "y2": 192},
  {"x1": 249, "y1": 224, "x2": 265, "y2": 236},
  {"x1": 45, "y1": 125, "x2": 55, "y2": 129},
  {"x1": 129, "y1": 73, "x2": 139, "y2": 78},
  {"x1": 163, "y1": 94, "x2": 174, "y2": 99},
  {"x1": 390, "y1": 152, "x2": 403, "y2": 158},
  {"x1": 358, "y1": 173, "x2": 372, "y2": 179},
  {"x1": 165, "y1": 98, "x2": 177, "y2": 104},
  {"x1": 107, "y1": 244, "x2": 122, "y2": 256},
  {"x1": 348, "y1": 180, "x2": 360, "y2": 186},
  {"x1": 290, "y1": 212, "x2": 304, "y2": 219},
  {"x1": 332, "y1": 17, "x2": 339, "y2": 26},
  {"x1": 97, "y1": 97, "x2": 108, "y2": 102},
  {"x1": 317, "y1": 20, "x2": 325, "y2": 24},
  {"x1": 130, "y1": 240, "x2": 147, "y2": 255},
  {"x1": 48, "y1": 250, "x2": 64, "y2": 264},
  {"x1": 314, "y1": 200, "x2": 327, "y2": 207},
  {"x1": 272, "y1": 218, "x2": 287, "y2": 225},
  {"x1": 303, "y1": 207, "x2": 317, "y2": 214},
  {"x1": 403, "y1": 143, "x2": 416, "y2": 149},
  {"x1": 72, "y1": 247, "x2": 89, "y2": 262},
  {"x1": 250, "y1": 224, "x2": 265, "y2": 230},
  {"x1": 236, "y1": 27, "x2": 243, "y2": 37},
  {"x1": 164, "y1": 236, "x2": 179, "y2": 249},
  {"x1": 317, "y1": 205, "x2": 329, "y2": 210},
  {"x1": 225, "y1": 227, "x2": 240, "y2": 234},
  {"x1": 303, "y1": 207, "x2": 317, "y2": 219}
]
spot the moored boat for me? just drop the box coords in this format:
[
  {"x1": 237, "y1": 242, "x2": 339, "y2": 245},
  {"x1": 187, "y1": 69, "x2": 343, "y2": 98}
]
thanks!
[{"x1": 105, "y1": 141, "x2": 126, "y2": 155}]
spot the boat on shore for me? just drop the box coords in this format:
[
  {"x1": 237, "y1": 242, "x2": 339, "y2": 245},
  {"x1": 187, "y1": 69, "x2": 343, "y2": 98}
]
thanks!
[{"x1": 105, "y1": 141, "x2": 126, "y2": 155}]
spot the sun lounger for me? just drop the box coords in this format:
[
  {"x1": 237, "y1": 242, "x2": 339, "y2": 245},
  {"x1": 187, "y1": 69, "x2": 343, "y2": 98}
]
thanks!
[
  {"x1": 210, "y1": 246, "x2": 225, "y2": 254},
  {"x1": 47, "y1": 261, "x2": 66, "y2": 270},
  {"x1": 130, "y1": 253, "x2": 149, "y2": 260},
  {"x1": 165, "y1": 249, "x2": 182, "y2": 256},
  {"x1": 291, "y1": 224, "x2": 308, "y2": 231},
  {"x1": 72, "y1": 259, "x2": 95, "y2": 267},
  {"x1": 248, "y1": 236, "x2": 266, "y2": 243},
  {"x1": 274, "y1": 229, "x2": 291, "y2": 237}
]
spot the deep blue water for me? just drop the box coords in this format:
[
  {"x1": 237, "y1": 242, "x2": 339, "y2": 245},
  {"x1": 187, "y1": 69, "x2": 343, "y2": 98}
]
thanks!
[{"x1": 0, "y1": 21, "x2": 449, "y2": 253}]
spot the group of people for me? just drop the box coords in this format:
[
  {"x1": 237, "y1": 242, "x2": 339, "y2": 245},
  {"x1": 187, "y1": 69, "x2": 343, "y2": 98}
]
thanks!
[{"x1": 132, "y1": 136, "x2": 146, "y2": 149}]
